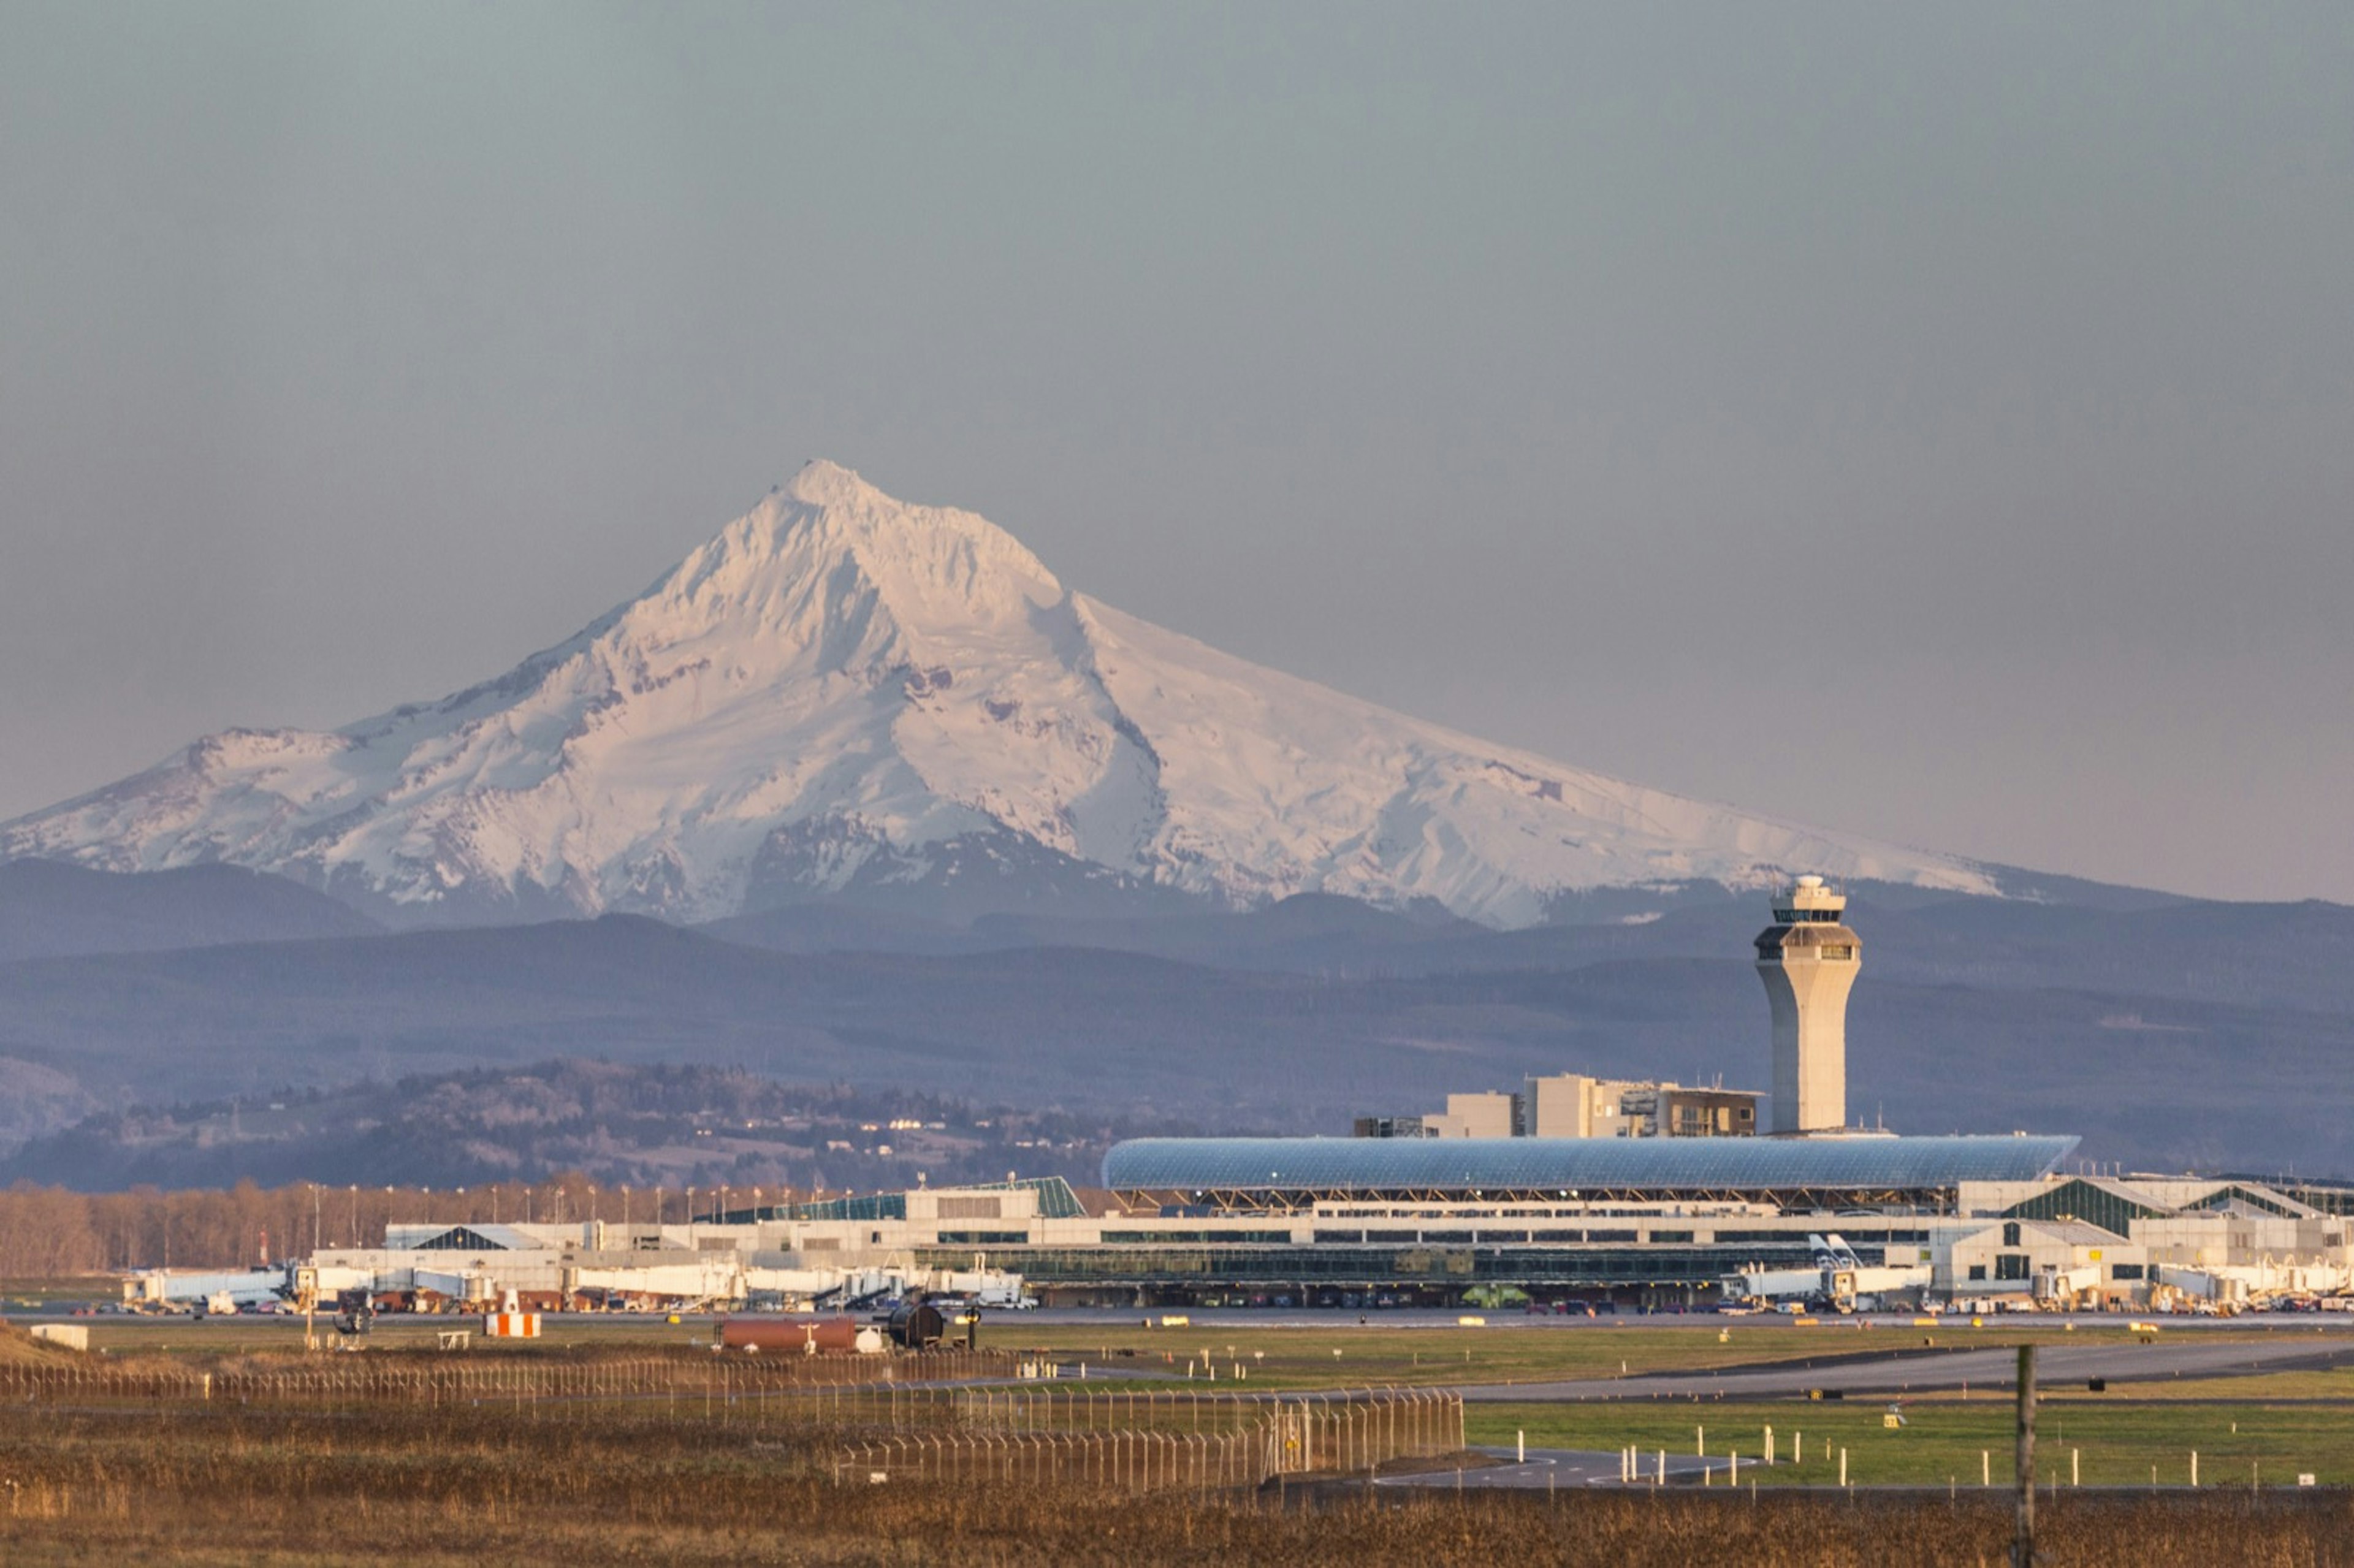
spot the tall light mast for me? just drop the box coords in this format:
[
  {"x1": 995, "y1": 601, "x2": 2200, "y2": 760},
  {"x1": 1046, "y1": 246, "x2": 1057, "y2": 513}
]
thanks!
[{"x1": 1755, "y1": 875, "x2": 1859, "y2": 1135}]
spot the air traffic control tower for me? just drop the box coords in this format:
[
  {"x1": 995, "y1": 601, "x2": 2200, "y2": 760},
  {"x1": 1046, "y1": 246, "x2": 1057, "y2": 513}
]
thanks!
[{"x1": 1755, "y1": 875, "x2": 1859, "y2": 1135}]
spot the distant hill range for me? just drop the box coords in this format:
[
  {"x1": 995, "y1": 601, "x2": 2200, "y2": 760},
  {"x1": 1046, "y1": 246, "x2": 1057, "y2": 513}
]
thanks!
[
  {"x1": 0, "y1": 859, "x2": 2347, "y2": 1182},
  {"x1": 0, "y1": 464, "x2": 2345, "y2": 1182},
  {"x1": 0, "y1": 1058, "x2": 1139, "y2": 1195},
  {"x1": 0, "y1": 859, "x2": 380, "y2": 963}
]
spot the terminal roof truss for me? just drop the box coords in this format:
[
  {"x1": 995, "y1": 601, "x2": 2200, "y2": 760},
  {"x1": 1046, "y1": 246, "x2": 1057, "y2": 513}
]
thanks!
[
  {"x1": 386, "y1": 1223, "x2": 538, "y2": 1252},
  {"x1": 1103, "y1": 1135, "x2": 2080, "y2": 1214},
  {"x1": 716, "y1": 1175, "x2": 1089, "y2": 1226}
]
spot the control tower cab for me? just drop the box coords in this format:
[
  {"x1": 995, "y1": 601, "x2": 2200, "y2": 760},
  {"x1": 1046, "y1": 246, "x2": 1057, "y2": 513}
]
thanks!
[{"x1": 1755, "y1": 875, "x2": 1859, "y2": 1135}]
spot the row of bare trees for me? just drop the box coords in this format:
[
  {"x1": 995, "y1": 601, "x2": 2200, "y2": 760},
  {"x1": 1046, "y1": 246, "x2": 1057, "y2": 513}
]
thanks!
[{"x1": 0, "y1": 1174, "x2": 812, "y2": 1280}]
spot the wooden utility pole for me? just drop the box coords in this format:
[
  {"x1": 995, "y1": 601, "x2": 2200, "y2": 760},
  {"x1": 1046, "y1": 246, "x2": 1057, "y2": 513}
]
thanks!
[{"x1": 2014, "y1": 1344, "x2": 2036, "y2": 1568}]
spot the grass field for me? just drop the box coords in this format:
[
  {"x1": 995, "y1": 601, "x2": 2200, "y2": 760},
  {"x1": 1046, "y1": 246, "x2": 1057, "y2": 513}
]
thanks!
[
  {"x1": 59, "y1": 1311, "x2": 715, "y2": 1357},
  {"x1": 2, "y1": 1403, "x2": 2352, "y2": 1566},
  {"x1": 30, "y1": 1311, "x2": 2348, "y2": 1388},
  {"x1": 908, "y1": 1319, "x2": 2309, "y2": 1391},
  {"x1": 1, "y1": 1277, "x2": 117, "y2": 1309},
  {"x1": 1468, "y1": 1399, "x2": 2354, "y2": 1488},
  {"x1": 2030, "y1": 1367, "x2": 2354, "y2": 1402},
  {"x1": 39, "y1": 1312, "x2": 2354, "y2": 1492},
  {"x1": 9, "y1": 1314, "x2": 2354, "y2": 1563}
]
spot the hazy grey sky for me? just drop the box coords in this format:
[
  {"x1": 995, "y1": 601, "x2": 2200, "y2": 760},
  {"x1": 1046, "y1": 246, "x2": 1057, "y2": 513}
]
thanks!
[{"x1": 3, "y1": 3, "x2": 2348, "y2": 902}]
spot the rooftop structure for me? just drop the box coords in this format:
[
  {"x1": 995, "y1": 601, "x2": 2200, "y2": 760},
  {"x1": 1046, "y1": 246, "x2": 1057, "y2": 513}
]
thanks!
[{"x1": 1358, "y1": 1074, "x2": 1763, "y2": 1141}]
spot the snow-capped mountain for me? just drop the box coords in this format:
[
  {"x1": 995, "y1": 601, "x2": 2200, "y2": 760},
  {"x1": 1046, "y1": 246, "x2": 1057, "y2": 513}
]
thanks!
[{"x1": 0, "y1": 462, "x2": 1995, "y2": 926}]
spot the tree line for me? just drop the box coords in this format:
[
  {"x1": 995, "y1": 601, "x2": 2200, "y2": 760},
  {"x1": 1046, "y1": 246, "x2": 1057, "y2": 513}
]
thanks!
[{"x1": 0, "y1": 1174, "x2": 815, "y2": 1281}]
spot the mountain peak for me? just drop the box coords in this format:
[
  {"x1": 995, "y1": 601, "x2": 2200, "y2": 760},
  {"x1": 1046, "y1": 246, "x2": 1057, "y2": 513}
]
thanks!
[
  {"x1": 694, "y1": 462, "x2": 1063, "y2": 622},
  {"x1": 781, "y1": 458, "x2": 880, "y2": 508},
  {"x1": 0, "y1": 467, "x2": 1997, "y2": 926}
]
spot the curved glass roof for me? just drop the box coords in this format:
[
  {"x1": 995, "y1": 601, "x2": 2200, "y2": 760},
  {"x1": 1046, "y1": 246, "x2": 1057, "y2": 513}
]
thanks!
[{"x1": 1103, "y1": 1135, "x2": 2079, "y2": 1192}]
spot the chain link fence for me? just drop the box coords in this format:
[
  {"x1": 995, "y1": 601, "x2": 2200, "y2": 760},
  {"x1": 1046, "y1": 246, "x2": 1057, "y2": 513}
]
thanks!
[
  {"x1": 0, "y1": 1349, "x2": 1017, "y2": 1413},
  {"x1": 834, "y1": 1387, "x2": 1465, "y2": 1492},
  {"x1": 2, "y1": 1355, "x2": 1463, "y2": 1493}
]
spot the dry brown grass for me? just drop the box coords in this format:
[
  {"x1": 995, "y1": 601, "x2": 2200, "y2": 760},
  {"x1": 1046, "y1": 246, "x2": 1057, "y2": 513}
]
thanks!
[
  {"x1": 0, "y1": 1356, "x2": 1465, "y2": 1494},
  {"x1": 0, "y1": 1322, "x2": 78, "y2": 1366},
  {"x1": 1, "y1": 1403, "x2": 2350, "y2": 1566}
]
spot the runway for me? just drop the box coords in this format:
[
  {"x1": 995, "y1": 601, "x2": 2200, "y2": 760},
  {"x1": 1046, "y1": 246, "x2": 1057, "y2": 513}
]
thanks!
[
  {"x1": 1374, "y1": 1446, "x2": 1706, "y2": 1490},
  {"x1": 1457, "y1": 1331, "x2": 2354, "y2": 1402}
]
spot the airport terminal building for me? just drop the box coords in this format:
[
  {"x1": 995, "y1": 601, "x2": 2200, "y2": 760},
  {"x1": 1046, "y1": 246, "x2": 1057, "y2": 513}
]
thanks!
[
  {"x1": 901, "y1": 1133, "x2": 2085, "y2": 1305},
  {"x1": 263, "y1": 1145, "x2": 2354, "y2": 1315}
]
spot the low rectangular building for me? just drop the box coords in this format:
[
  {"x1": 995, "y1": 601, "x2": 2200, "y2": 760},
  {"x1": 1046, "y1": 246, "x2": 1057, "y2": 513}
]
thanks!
[{"x1": 1362, "y1": 1074, "x2": 1763, "y2": 1140}]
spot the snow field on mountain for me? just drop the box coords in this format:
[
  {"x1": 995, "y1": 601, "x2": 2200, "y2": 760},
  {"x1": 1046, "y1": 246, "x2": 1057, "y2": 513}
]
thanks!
[{"x1": 0, "y1": 463, "x2": 1997, "y2": 924}]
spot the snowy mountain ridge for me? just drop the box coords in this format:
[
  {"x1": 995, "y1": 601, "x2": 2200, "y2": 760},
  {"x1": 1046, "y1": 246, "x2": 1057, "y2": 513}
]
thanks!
[{"x1": 0, "y1": 462, "x2": 1997, "y2": 926}]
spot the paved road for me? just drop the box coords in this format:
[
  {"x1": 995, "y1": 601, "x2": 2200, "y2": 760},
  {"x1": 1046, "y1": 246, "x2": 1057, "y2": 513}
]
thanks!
[
  {"x1": 20, "y1": 1303, "x2": 2352, "y2": 1337},
  {"x1": 1004, "y1": 1309, "x2": 2354, "y2": 1334},
  {"x1": 1458, "y1": 1333, "x2": 2354, "y2": 1402},
  {"x1": 1375, "y1": 1446, "x2": 1723, "y2": 1490}
]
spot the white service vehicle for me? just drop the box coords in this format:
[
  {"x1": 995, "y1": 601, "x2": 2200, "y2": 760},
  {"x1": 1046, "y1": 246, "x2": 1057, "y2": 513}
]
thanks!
[{"x1": 1723, "y1": 1235, "x2": 1927, "y2": 1312}]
